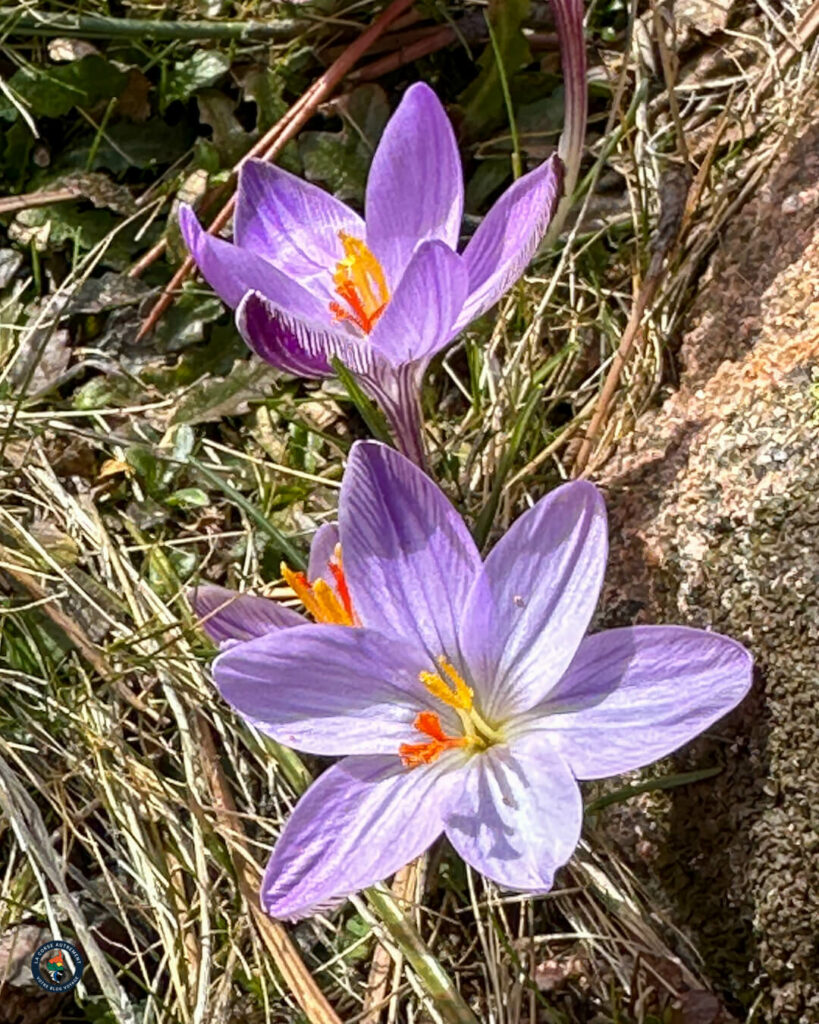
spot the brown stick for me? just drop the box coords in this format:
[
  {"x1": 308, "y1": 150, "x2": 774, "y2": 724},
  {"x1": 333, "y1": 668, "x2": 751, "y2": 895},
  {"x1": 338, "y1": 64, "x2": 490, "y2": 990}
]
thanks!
[
  {"x1": 198, "y1": 717, "x2": 344, "y2": 1024},
  {"x1": 0, "y1": 187, "x2": 78, "y2": 215},
  {"x1": 351, "y1": 25, "x2": 457, "y2": 81},
  {"x1": 570, "y1": 272, "x2": 663, "y2": 476},
  {"x1": 134, "y1": 0, "x2": 416, "y2": 341}
]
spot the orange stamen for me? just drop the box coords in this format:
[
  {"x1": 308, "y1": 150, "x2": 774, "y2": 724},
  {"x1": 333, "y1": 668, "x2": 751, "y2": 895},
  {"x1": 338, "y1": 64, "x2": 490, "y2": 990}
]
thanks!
[
  {"x1": 329, "y1": 232, "x2": 389, "y2": 333},
  {"x1": 399, "y1": 711, "x2": 471, "y2": 768},
  {"x1": 281, "y1": 559, "x2": 356, "y2": 626},
  {"x1": 329, "y1": 560, "x2": 354, "y2": 621}
]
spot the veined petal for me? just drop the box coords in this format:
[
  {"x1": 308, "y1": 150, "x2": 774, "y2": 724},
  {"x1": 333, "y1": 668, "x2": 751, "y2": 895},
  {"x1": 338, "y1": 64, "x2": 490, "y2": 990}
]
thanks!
[
  {"x1": 443, "y1": 732, "x2": 581, "y2": 891},
  {"x1": 365, "y1": 83, "x2": 464, "y2": 287},
  {"x1": 455, "y1": 155, "x2": 563, "y2": 330},
  {"x1": 340, "y1": 442, "x2": 482, "y2": 661},
  {"x1": 189, "y1": 585, "x2": 304, "y2": 646},
  {"x1": 307, "y1": 522, "x2": 341, "y2": 586},
  {"x1": 237, "y1": 292, "x2": 333, "y2": 378},
  {"x1": 357, "y1": 360, "x2": 428, "y2": 469},
  {"x1": 213, "y1": 624, "x2": 440, "y2": 755},
  {"x1": 179, "y1": 205, "x2": 328, "y2": 318},
  {"x1": 527, "y1": 626, "x2": 753, "y2": 779},
  {"x1": 459, "y1": 480, "x2": 607, "y2": 720},
  {"x1": 369, "y1": 241, "x2": 468, "y2": 367},
  {"x1": 236, "y1": 160, "x2": 363, "y2": 297},
  {"x1": 235, "y1": 290, "x2": 375, "y2": 377},
  {"x1": 262, "y1": 755, "x2": 457, "y2": 920}
]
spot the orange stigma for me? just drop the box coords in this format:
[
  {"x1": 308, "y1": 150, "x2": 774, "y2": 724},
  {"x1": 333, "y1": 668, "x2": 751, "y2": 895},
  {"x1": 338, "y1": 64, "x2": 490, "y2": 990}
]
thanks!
[
  {"x1": 399, "y1": 657, "x2": 505, "y2": 769},
  {"x1": 399, "y1": 711, "x2": 471, "y2": 767},
  {"x1": 281, "y1": 543, "x2": 357, "y2": 626},
  {"x1": 328, "y1": 232, "x2": 389, "y2": 333}
]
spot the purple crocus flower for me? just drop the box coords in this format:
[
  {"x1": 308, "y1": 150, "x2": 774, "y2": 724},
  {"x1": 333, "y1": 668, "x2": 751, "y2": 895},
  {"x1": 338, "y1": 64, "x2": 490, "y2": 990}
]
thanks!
[
  {"x1": 212, "y1": 441, "x2": 753, "y2": 919},
  {"x1": 189, "y1": 522, "x2": 358, "y2": 646},
  {"x1": 179, "y1": 84, "x2": 563, "y2": 467}
]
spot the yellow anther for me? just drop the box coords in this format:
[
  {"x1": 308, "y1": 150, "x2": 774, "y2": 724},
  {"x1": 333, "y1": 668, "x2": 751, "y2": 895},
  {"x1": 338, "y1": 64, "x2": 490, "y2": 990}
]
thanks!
[
  {"x1": 281, "y1": 561, "x2": 355, "y2": 626},
  {"x1": 281, "y1": 563, "x2": 320, "y2": 619},
  {"x1": 312, "y1": 579, "x2": 352, "y2": 626},
  {"x1": 329, "y1": 233, "x2": 389, "y2": 333},
  {"x1": 419, "y1": 656, "x2": 473, "y2": 712}
]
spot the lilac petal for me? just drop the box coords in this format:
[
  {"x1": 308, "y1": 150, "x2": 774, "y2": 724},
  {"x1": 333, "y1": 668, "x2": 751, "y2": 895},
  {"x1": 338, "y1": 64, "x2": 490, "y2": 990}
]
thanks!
[
  {"x1": 179, "y1": 205, "x2": 329, "y2": 319},
  {"x1": 528, "y1": 626, "x2": 754, "y2": 780},
  {"x1": 190, "y1": 586, "x2": 305, "y2": 646},
  {"x1": 236, "y1": 292, "x2": 333, "y2": 378},
  {"x1": 233, "y1": 290, "x2": 375, "y2": 378},
  {"x1": 357, "y1": 360, "x2": 427, "y2": 469},
  {"x1": 365, "y1": 83, "x2": 464, "y2": 287},
  {"x1": 369, "y1": 241, "x2": 468, "y2": 367},
  {"x1": 235, "y1": 160, "x2": 363, "y2": 297},
  {"x1": 340, "y1": 441, "x2": 482, "y2": 662},
  {"x1": 455, "y1": 154, "x2": 563, "y2": 330},
  {"x1": 213, "y1": 624, "x2": 443, "y2": 755},
  {"x1": 307, "y1": 522, "x2": 341, "y2": 585},
  {"x1": 444, "y1": 732, "x2": 581, "y2": 891},
  {"x1": 262, "y1": 755, "x2": 456, "y2": 920},
  {"x1": 459, "y1": 480, "x2": 607, "y2": 721}
]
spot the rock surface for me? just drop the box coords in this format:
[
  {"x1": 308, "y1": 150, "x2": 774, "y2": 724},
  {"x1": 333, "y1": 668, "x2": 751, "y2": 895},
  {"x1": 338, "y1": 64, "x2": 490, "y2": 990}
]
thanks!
[{"x1": 598, "y1": 121, "x2": 819, "y2": 1022}]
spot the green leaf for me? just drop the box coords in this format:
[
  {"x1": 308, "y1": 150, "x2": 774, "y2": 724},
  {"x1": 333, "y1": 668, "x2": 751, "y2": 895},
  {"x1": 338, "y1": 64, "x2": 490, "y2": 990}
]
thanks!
[
  {"x1": 585, "y1": 767, "x2": 723, "y2": 815},
  {"x1": 164, "y1": 50, "x2": 230, "y2": 108},
  {"x1": 0, "y1": 120, "x2": 34, "y2": 189},
  {"x1": 0, "y1": 56, "x2": 128, "y2": 120},
  {"x1": 299, "y1": 84, "x2": 390, "y2": 204},
  {"x1": 330, "y1": 357, "x2": 392, "y2": 444},
  {"x1": 143, "y1": 325, "x2": 247, "y2": 392},
  {"x1": 73, "y1": 117, "x2": 196, "y2": 172},
  {"x1": 459, "y1": 0, "x2": 531, "y2": 140},
  {"x1": 465, "y1": 159, "x2": 512, "y2": 213},
  {"x1": 8, "y1": 202, "x2": 160, "y2": 271},
  {"x1": 169, "y1": 359, "x2": 278, "y2": 425},
  {"x1": 72, "y1": 374, "x2": 147, "y2": 410},
  {"x1": 165, "y1": 487, "x2": 210, "y2": 509},
  {"x1": 151, "y1": 289, "x2": 225, "y2": 353},
  {"x1": 197, "y1": 90, "x2": 251, "y2": 166},
  {"x1": 242, "y1": 67, "x2": 289, "y2": 133}
]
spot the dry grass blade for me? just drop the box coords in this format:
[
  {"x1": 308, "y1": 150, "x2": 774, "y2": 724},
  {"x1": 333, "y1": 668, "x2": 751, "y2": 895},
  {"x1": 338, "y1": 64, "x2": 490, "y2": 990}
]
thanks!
[{"x1": 197, "y1": 719, "x2": 344, "y2": 1024}]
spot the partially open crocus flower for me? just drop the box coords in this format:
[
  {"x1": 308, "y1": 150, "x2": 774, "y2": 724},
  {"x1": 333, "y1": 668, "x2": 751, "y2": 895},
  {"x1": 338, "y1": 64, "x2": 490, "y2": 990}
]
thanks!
[
  {"x1": 179, "y1": 83, "x2": 563, "y2": 466},
  {"x1": 212, "y1": 442, "x2": 753, "y2": 919},
  {"x1": 189, "y1": 522, "x2": 358, "y2": 646}
]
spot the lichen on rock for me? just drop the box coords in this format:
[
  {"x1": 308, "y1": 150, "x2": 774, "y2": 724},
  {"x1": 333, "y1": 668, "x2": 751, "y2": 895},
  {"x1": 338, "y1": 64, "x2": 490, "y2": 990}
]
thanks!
[{"x1": 598, "y1": 121, "x2": 819, "y2": 1022}]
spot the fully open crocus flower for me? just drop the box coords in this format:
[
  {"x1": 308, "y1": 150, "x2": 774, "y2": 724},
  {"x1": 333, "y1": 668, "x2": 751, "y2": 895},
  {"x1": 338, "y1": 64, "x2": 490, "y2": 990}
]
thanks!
[
  {"x1": 212, "y1": 441, "x2": 753, "y2": 919},
  {"x1": 189, "y1": 522, "x2": 359, "y2": 647},
  {"x1": 179, "y1": 83, "x2": 563, "y2": 467}
]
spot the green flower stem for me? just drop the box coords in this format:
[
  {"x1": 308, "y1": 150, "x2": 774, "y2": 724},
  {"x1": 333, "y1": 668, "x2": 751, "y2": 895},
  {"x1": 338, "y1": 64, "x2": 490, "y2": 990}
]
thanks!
[
  {"x1": 259, "y1": 742, "x2": 478, "y2": 1024},
  {"x1": 0, "y1": 8, "x2": 305, "y2": 41},
  {"x1": 365, "y1": 884, "x2": 480, "y2": 1024}
]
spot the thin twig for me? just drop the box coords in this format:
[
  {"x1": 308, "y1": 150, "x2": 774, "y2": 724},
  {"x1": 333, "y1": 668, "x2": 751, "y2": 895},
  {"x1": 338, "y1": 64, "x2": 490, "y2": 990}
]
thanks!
[{"x1": 0, "y1": 187, "x2": 78, "y2": 215}]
